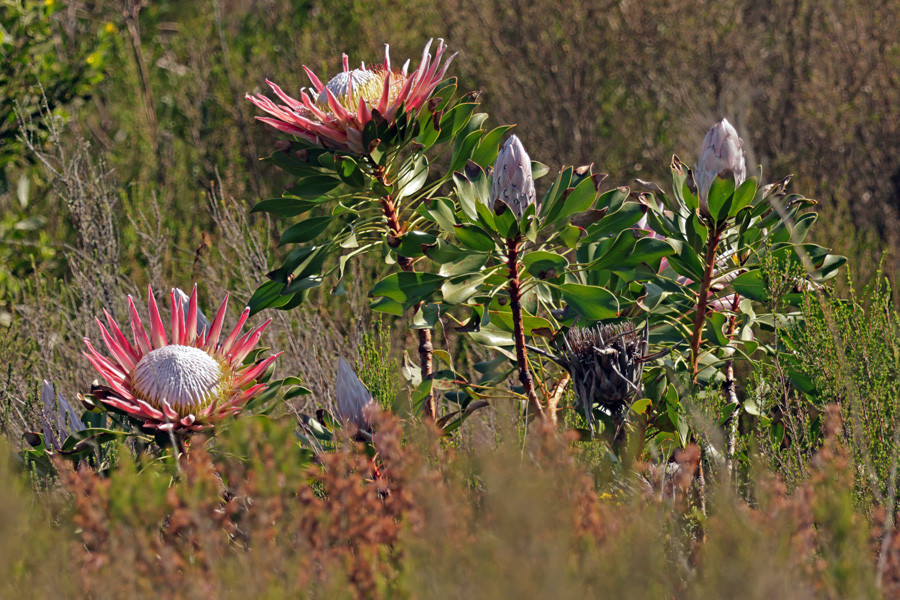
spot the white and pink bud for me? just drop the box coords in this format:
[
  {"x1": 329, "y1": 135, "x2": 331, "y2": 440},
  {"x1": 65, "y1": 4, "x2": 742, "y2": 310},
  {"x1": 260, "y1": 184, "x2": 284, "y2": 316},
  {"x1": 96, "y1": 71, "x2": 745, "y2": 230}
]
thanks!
[
  {"x1": 694, "y1": 118, "x2": 746, "y2": 217},
  {"x1": 335, "y1": 358, "x2": 376, "y2": 431},
  {"x1": 40, "y1": 380, "x2": 85, "y2": 451},
  {"x1": 490, "y1": 135, "x2": 536, "y2": 220}
]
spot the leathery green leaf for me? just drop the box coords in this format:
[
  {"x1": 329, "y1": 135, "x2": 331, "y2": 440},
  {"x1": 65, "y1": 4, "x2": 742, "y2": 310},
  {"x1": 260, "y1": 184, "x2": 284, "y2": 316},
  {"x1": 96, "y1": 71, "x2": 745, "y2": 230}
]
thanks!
[{"x1": 555, "y1": 283, "x2": 619, "y2": 320}]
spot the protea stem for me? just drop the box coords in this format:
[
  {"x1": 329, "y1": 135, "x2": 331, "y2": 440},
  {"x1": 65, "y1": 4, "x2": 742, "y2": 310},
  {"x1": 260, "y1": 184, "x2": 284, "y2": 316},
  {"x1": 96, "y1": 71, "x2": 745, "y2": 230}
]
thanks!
[
  {"x1": 379, "y1": 194, "x2": 436, "y2": 421},
  {"x1": 723, "y1": 292, "x2": 742, "y2": 475},
  {"x1": 506, "y1": 236, "x2": 546, "y2": 422},
  {"x1": 689, "y1": 227, "x2": 722, "y2": 381}
]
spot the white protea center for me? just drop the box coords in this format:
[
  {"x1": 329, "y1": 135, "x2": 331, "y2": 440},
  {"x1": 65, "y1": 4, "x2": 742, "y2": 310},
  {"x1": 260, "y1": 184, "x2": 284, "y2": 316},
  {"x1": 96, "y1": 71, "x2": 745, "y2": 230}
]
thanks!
[
  {"x1": 318, "y1": 68, "x2": 379, "y2": 103},
  {"x1": 130, "y1": 345, "x2": 227, "y2": 417},
  {"x1": 84, "y1": 285, "x2": 282, "y2": 432}
]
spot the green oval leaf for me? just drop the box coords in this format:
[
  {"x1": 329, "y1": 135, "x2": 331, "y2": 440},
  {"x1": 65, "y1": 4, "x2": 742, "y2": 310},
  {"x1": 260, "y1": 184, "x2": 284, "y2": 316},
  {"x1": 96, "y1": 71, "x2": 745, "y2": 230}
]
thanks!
[
  {"x1": 731, "y1": 270, "x2": 768, "y2": 302},
  {"x1": 370, "y1": 272, "x2": 445, "y2": 310},
  {"x1": 523, "y1": 251, "x2": 569, "y2": 279},
  {"x1": 279, "y1": 216, "x2": 333, "y2": 245},
  {"x1": 555, "y1": 283, "x2": 619, "y2": 320},
  {"x1": 453, "y1": 224, "x2": 496, "y2": 252}
]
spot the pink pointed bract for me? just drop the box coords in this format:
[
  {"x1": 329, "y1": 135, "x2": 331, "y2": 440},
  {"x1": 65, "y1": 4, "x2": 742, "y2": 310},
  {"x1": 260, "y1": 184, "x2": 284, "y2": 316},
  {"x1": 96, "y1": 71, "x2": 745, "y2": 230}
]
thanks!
[
  {"x1": 82, "y1": 285, "x2": 281, "y2": 433},
  {"x1": 246, "y1": 39, "x2": 457, "y2": 155}
]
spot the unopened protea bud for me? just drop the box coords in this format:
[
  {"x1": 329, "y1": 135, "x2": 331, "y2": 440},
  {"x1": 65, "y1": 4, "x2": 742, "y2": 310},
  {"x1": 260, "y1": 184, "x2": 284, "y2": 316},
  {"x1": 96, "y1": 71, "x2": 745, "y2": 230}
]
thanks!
[
  {"x1": 694, "y1": 118, "x2": 746, "y2": 217},
  {"x1": 175, "y1": 287, "x2": 211, "y2": 337},
  {"x1": 39, "y1": 380, "x2": 85, "y2": 451},
  {"x1": 335, "y1": 358, "x2": 376, "y2": 431},
  {"x1": 491, "y1": 135, "x2": 536, "y2": 220}
]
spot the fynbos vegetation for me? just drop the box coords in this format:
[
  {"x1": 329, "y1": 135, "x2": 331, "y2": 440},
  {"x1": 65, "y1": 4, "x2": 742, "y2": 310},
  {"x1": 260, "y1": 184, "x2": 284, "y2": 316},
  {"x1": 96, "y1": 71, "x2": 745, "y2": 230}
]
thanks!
[{"x1": 2, "y1": 1, "x2": 900, "y2": 598}]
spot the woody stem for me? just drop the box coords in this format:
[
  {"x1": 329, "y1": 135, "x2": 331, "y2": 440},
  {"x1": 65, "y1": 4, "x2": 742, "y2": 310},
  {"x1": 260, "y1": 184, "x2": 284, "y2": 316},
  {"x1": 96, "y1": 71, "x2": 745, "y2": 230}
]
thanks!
[
  {"x1": 723, "y1": 292, "x2": 742, "y2": 475},
  {"x1": 689, "y1": 227, "x2": 722, "y2": 382},
  {"x1": 378, "y1": 193, "x2": 436, "y2": 421},
  {"x1": 506, "y1": 236, "x2": 546, "y2": 422}
]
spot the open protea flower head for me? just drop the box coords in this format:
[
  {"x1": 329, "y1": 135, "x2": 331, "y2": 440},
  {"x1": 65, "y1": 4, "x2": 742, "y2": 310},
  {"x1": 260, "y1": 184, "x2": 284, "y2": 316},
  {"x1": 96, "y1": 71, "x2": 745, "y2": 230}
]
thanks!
[
  {"x1": 246, "y1": 39, "x2": 456, "y2": 155},
  {"x1": 694, "y1": 118, "x2": 746, "y2": 216},
  {"x1": 491, "y1": 134, "x2": 537, "y2": 220},
  {"x1": 82, "y1": 285, "x2": 282, "y2": 433}
]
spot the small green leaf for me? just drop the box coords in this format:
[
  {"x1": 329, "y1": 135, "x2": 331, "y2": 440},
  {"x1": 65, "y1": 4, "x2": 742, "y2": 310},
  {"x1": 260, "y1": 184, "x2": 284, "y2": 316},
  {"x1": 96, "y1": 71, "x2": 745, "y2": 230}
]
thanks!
[
  {"x1": 531, "y1": 161, "x2": 550, "y2": 180},
  {"x1": 453, "y1": 162, "x2": 490, "y2": 223},
  {"x1": 706, "y1": 176, "x2": 735, "y2": 221},
  {"x1": 731, "y1": 270, "x2": 768, "y2": 302},
  {"x1": 539, "y1": 167, "x2": 574, "y2": 224},
  {"x1": 492, "y1": 203, "x2": 519, "y2": 239},
  {"x1": 728, "y1": 176, "x2": 757, "y2": 217},
  {"x1": 523, "y1": 251, "x2": 569, "y2": 279},
  {"x1": 454, "y1": 224, "x2": 496, "y2": 252},
  {"x1": 619, "y1": 237, "x2": 675, "y2": 270},
  {"x1": 289, "y1": 175, "x2": 342, "y2": 198},
  {"x1": 279, "y1": 216, "x2": 333, "y2": 245},
  {"x1": 559, "y1": 224, "x2": 582, "y2": 248},
  {"x1": 449, "y1": 129, "x2": 484, "y2": 172},
  {"x1": 370, "y1": 296, "x2": 405, "y2": 316},
  {"x1": 583, "y1": 201, "x2": 644, "y2": 242},
  {"x1": 442, "y1": 272, "x2": 492, "y2": 305},
  {"x1": 583, "y1": 230, "x2": 637, "y2": 272},
  {"x1": 597, "y1": 186, "x2": 630, "y2": 213},
  {"x1": 423, "y1": 238, "x2": 468, "y2": 264},
  {"x1": 412, "y1": 303, "x2": 441, "y2": 328},
  {"x1": 424, "y1": 196, "x2": 459, "y2": 232},
  {"x1": 631, "y1": 398, "x2": 652, "y2": 415},
  {"x1": 251, "y1": 197, "x2": 322, "y2": 218},
  {"x1": 544, "y1": 177, "x2": 598, "y2": 229},
  {"x1": 436, "y1": 102, "x2": 478, "y2": 145},
  {"x1": 336, "y1": 155, "x2": 366, "y2": 188},
  {"x1": 396, "y1": 231, "x2": 438, "y2": 258},
  {"x1": 439, "y1": 252, "x2": 490, "y2": 277},
  {"x1": 248, "y1": 280, "x2": 293, "y2": 315},
  {"x1": 395, "y1": 155, "x2": 429, "y2": 200},
  {"x1": 470, "y1": 125, "x2": 514, "y2": 168},
  {"x1": 555, "y1": 283, "x2": 619, "y2": 320},
  {"x1": 370, "y1": 272, "x2": 445, "y2": 309},
  {"x1": 704, "y1": 312, "x2": 729, "y2": 346}
]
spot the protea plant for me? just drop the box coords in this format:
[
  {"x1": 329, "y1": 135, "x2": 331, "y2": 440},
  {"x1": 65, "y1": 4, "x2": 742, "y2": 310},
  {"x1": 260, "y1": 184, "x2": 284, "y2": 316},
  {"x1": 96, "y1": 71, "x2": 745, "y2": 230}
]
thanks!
[
  {"x1": 490, "y1": 135, "x2": 546, "y2": 421},
  {"x1": 246, "y1": 39, "x2": 456, "y2": 155},
  {"x1": 82, "y1": 286, "x2": 281, "y2": 433}
]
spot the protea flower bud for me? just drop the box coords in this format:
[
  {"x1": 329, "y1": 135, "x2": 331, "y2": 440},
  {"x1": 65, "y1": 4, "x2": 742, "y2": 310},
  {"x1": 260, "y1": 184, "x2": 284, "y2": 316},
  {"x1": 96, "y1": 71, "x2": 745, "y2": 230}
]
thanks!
[
  {"x1": 335, "y1": 358, "x2": 376, "y2": 431},
  {"x1": 491, "y1": 135, "x2": 536, "y2": 221},
  {"x1": 694, "y1": 118, "x2": 746, "y2": 217},
  {"x1": 175, "y1": 287, "x2": 211, "y2": 337},
  {"x1": 39, "y1": 380, "x2": 85, "y2": 451}
]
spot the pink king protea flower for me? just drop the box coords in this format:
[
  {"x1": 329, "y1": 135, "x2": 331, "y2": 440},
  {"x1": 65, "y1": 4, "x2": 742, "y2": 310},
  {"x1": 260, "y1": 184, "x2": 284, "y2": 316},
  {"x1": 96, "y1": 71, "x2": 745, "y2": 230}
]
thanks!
[
  {"x1": 82, "y1": 286, "x2": 282, "y2": 432},
  {"x1": 246, "y1": 39, "x2": 456, "y2": 155}
]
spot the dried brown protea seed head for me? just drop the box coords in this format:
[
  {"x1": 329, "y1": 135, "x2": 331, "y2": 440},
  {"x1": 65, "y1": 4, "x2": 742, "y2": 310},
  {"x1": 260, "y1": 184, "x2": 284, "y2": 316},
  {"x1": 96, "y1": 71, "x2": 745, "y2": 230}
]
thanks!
[{"x1": 562, "y1": 322, "x2": 649, "y2": 436}]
